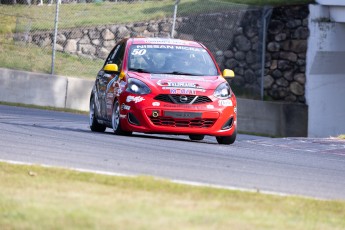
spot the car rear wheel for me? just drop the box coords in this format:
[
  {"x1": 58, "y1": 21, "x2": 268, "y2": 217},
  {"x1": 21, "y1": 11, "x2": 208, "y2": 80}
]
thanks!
[
  {"x1": 216, "y1": 129, "x2": 236, "y2": 145},
  {"x1": 89, "y1": 96, "x2": 106, "y2": 132},
  {"x1": 112, "y1": 100, "x2": 132, "y2": 136},
  {"x1": 189, "y1": 135, "x2": 205, "y2": 141}
]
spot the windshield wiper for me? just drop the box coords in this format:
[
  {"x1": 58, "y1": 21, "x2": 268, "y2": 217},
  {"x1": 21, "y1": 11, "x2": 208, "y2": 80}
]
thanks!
[
  {"x1": 128, "y1": 68, "x2": 151, "y2": 73},
  {"x1": 160, "y1": 71, "x2": 198, "y2": 76}
]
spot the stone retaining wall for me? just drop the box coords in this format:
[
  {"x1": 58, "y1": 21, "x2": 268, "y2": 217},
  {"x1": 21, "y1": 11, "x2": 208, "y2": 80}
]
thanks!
[
  {"x1": 264, "y1": 6, "x2": 309, "y2": 103},
  {"x1": 23, "y1": 18, "x2": 174, "y2": 60}
]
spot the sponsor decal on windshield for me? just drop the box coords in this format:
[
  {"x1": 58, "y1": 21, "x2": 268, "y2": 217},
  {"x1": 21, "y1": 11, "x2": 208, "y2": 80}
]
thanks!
[
  {"x1": 131, "y1": 49, "x2": 147, "y2": 56},
  {"x1": 142, "y1": 39, "x2": 191, "y2": 45},
  {"x1": 150, "y1": 74, "x2": 216, "y2": 82},
  {"x1": 133, "y1": 45, "x2": 206, "y2": 52},
  {"x1": 126, "y1": 96, "x2": 145, "y2": 103}
]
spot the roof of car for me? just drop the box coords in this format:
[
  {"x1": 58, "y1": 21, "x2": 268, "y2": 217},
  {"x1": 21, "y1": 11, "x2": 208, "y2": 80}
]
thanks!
[{"x1": 129, "y1": 37, "x2": 203, "y2": 48}]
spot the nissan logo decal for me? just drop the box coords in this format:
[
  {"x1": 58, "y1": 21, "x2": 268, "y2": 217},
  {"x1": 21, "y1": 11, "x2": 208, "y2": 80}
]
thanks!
[{"x1": 179, "y1": 95, "x2": 188, "y2": 103}]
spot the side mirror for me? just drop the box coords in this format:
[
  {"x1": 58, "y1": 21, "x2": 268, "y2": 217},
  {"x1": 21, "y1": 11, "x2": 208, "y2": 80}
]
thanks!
[
  {"x1": 222, "y1": 69, "x2": 235, "y2": 78},
  {"x1": 104, "y1": 64, "x2": 119, "y2": 73}
]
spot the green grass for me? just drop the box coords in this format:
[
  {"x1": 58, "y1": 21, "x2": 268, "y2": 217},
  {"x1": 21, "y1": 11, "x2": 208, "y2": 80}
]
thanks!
[
  {"x1": 338, "y1": 135, "x2": 345, "y2": 139},
  {"x1": 0, "y1": 0, "x2": 314, "y2": 32},
  {"x1": 0, "y1": 161, "x2": 344, "y2": 230},
  {"x1": 0, "y1": 42, "x2": 102, "y2": 78},
  {"x1": 0, "y1": 14, "x2": 16, "y2": 34},
  {"x1": 0, "y1": 101, "x2": 88, "y2": 115}
]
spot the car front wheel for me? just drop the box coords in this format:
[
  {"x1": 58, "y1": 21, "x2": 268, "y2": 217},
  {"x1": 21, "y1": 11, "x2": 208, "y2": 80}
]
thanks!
[
  {"x1": 216, "y1": 129, "x2": 236, "y2": 145},
  {"x1": 89, "y1": 96, "x2": 106, "y2": 132},
  {"x1": 112, "y1": 100, "x2": 132, "y2": 136}
]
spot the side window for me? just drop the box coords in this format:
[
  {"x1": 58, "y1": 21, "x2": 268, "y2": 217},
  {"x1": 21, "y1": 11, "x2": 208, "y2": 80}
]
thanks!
[
  {"x1": 103, "y1": 44, "x2": 121, "y2": 67},
  {"x1": 112, "y1": 44, "x2": 126, "y2": 70}
]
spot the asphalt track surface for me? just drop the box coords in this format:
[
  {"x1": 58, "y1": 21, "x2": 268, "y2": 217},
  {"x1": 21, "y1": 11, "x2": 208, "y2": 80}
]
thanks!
[{"x1": 1, "y1": 105, "x2": 345, "y2": 200}]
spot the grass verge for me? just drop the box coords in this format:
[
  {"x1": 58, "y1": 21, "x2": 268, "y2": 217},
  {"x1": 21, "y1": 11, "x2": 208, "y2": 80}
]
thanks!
[
  {"x1": 338, "y1": 135, "x2": 345, "y2": 139},
  {"x1": 0, "y1": 101, "x2": 88, "y2": 115},
  {"x1": 0, "y1": 161, "x2": 344, "y2": 230},
  {"x1": 0, "y1": 42, "x2": 102, "y2": 79}
]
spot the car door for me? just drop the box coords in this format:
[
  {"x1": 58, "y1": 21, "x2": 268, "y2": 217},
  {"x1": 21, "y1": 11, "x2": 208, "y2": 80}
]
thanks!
[
  {"x1": 95, "y1": 43, "x2": 125, "y2": 119},
  {"x1": 104, "y1": 43, "x2": 127, "y2": 120}
]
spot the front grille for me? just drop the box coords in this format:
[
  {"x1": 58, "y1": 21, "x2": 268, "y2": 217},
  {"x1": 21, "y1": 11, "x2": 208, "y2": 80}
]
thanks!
[
  {"x1": 154, "y1": 94, "x2": 212, "y2": 104},
  {"x1": 154, "y1": 94, "x2": 172, "y2": 103},
  {"x1": 170, "y1": 95, "x2": 195, "y2": 104},
  {"x1": 150, "y1": 117, "x2": 216, "y2": 128}
]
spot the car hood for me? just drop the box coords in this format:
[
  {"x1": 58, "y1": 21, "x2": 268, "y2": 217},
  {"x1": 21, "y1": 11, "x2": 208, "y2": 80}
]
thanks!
[{"x1": 127, "y1": 72, "x2": 225, "y2": 91}]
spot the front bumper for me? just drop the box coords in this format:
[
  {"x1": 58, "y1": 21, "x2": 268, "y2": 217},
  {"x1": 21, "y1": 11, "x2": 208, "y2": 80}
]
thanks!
[{"x1": 119, "y1": 94, "x2": 237, "y2": 136}]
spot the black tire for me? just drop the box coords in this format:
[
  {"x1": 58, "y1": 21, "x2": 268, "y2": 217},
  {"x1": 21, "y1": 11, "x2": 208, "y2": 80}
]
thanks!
[
  {"x1": 216, "y1": 130, "x2": 236, "y2": 145},
  {"x1": 112, "y1": 100, "x2": 132, "y2": 136},
  {"x1": 89, "y1": 96, "x2": 106, "y2": 132},
  {"x1": 189, "y1": 135, "x2": 205, "y2": 141}
]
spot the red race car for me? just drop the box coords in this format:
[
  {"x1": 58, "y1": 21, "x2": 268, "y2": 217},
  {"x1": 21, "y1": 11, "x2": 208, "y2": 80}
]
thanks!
[{"x1": 89, "y1": 37, "x2": 237, "y2": 144}]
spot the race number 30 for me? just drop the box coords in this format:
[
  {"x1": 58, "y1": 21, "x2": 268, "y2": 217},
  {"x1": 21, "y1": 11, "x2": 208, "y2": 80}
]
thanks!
[{"x1": 131, "y1": 49, "x2": 147, "y2": 56}]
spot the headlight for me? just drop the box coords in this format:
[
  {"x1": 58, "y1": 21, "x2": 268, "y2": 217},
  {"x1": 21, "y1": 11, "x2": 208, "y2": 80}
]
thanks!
[
  {"x1": 126, "y1": 78, "x2": 151, "y2": 95},
  {"x1": 214, "y1": 82, "x2": 232, "y2": 99}
]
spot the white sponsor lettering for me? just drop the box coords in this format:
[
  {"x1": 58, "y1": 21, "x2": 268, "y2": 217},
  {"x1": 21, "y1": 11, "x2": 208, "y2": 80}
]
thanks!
[
  {"x1": 151, "y1": 74, "x2": 215, "y2": 82},
  {"x1": 157, "y1": 80, "x2": 205, "y2": 93},
  {"x1": 167, "y1": 82, "x2": 196, "y2": 88},
  {"x1": 134, "y1": 44, "x2": 204, "y2": 52},
  {"x1": 126, "y1": 96, "x2": 145, "y2": 103},
  {"x1": 143, "y1": 39, "x2": 189, "y2": 45},
  {"x1": 218, "y1": 100, "x2": 233, "y2": 107},
  {"x1": 175, "y1": 46, "x2": 206, "y2": 52},
  {"x1": 206, "y1": 105, "x2": 214, "y2": 109},
  {"x1": 152, "y1": 102, "x2": 160, "y2": 106}
]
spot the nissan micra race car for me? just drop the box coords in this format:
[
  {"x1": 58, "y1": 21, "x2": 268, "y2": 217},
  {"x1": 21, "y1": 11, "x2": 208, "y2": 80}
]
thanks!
[{"x1": 89, "y1": 38, "x2": 237, "y2": 144}]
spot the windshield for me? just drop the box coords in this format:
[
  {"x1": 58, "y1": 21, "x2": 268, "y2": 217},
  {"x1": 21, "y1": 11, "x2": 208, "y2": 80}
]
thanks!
[{"x1": 127, "y1": 44, "x2": 218, "y2": 76}]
